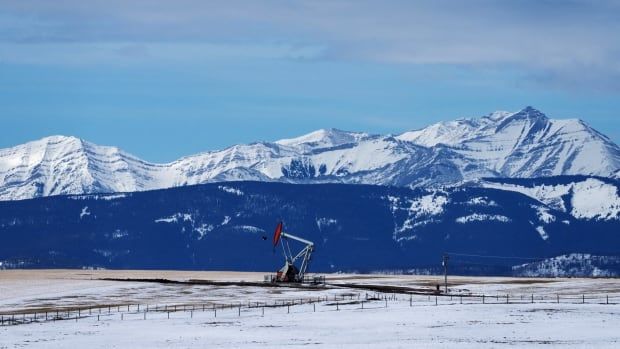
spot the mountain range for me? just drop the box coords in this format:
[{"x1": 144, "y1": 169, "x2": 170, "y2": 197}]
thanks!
[
  {"x1": 2, "y1": 106, "x2": 620, "y2": 275},
  {"x1": 2, "y1": 106, "x2": 619, "y2": 201}
]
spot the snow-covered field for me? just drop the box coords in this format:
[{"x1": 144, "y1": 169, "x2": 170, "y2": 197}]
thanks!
[{"x1": 1, "y1": 270, "x2": 620, "y2": 348}]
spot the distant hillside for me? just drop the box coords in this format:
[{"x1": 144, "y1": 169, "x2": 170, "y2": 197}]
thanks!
[{"x1": 1, "y1": 179, "x2": 619, "y2": 276}]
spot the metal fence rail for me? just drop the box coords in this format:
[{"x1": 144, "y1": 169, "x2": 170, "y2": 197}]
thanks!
[{"x1": 1, "y1": 291, "x2": 618, "y2": 327}]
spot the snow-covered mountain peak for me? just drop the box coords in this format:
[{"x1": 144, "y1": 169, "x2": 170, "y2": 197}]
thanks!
[
  {"x1": 484, "y1": 110, "x2": 513, "y2": 121},
  {"x1": 496, "y1": 106, "x2": 548, "y2": 129},
  {"x1": 275, "y1": 128, "x2": 370, "y2": 150}
]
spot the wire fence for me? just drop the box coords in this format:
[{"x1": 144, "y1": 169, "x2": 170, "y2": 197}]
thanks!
[{"x1": 1, "y1": 291, "x2": 618, "y2": 327}]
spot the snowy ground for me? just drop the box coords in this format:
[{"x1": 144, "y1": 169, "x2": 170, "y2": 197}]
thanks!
[{"x1": 1, "y1": 270, "x2": 620, "y2": 348}]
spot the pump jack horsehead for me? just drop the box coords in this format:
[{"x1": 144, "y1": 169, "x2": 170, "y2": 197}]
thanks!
[{"x1": 272, "y1": 221, "x2": 314, "y2": 282}]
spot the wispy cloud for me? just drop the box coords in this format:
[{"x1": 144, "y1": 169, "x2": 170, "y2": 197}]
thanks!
[{"x1": 1, "y1": 0, "x2": 619, "y2": 91}]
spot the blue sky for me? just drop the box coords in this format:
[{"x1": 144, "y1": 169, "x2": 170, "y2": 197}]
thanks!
[{"x1": 1, "y1": 0, "x2": 619, "y2": 162}]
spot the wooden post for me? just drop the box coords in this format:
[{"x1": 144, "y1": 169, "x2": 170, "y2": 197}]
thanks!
[
  {"x1": 442, "y1": 253, "x2": 449, "y2": 293},
  {"x1": 557, "y1": 294, "x2": 559, "y2": 304},
  {"x1": 582, "y1": 294, "x2": 585, "y2": 304},
  {"x1": 482, "y1": 295, "x2": 485, "y2": 304},
  {"x1": 435, "y1": 296, "x2": 438, "y2": 306},
  {"x1": 262, "y1": 306, "x2": 265, "y2": 317},
  {"x1": 313, "y1": 303, "x2": 316, "y2": 312},
  {"x1": 531, "y1": 294, "x2": 534, "y2": 304},
  {"x1": 410, "y1": 295, "x2": 412, "y2": 307},
  {"x1": 506, "y1": 294, "x2": 509, "y2": 304},
  {"x1": 336, "y1": 302, "x2": 339, "y2": 311}
]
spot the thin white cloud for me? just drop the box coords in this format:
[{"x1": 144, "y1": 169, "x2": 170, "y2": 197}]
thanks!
[{"x1": 1, "y1": 0, "x2": 619, "y2": 90}]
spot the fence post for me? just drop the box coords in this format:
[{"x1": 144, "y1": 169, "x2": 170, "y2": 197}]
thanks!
[
  {"x1": 607, "y1": 295, "x2": 609, "y2": 304},
  {"x1": 410, "y1": 295, "x2": 412, "y2": 307},
  {"x1": 262, "y1": 306, "x2": 265, "y2": 317},
  {"x1": 506, "y1": 294, "x2": 509, "y2": 304},
  {"x1": 435, "y1": 296, "x2": 438, "y2": 306},
  {"x1": 121, "y1": 313, "x2": 123, "y2": 321},
  {"x1": 557, "y1": 294, "x2": 559, "y2": 304},
  {"x1": 287, "y1": 305, "x2": 290, "y2": 314},
  {"x1": 385, "y1": 299, "x2": 387, "y2": 308},
  {"x1": 144, "y1": 312, "x2": 146, "y2": 320},
  {"x1": 531, "y1": 294, "x2": 534, "y2": 304},
  {"x1": 238, "y1": 306, "x2": 240, "y2": 317},
  {"x1": 482, "y1": 295, "x2": 485, "y2": 304},
  {"x1": 582, "y1": 294, "x2": 585, "y2": 304},
  {"x1": 97, "y1": 315, "x2": 100, "y2": 321},
  {"x1": 460, "y1": 295, "x2": 462, "y2": 304},
  {"x1": 313, "y1": 303, "x2": 316, "y2": 312},
  {"x1": 336, "y1": 302, "x2": 339, "y2": 311}
]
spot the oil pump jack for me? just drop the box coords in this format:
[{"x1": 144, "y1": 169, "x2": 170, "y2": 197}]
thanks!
[{"x1": 269, "y1": 221, "x2": 315, "y2": 283}]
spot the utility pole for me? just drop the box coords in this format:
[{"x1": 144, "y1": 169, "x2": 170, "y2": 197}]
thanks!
[{"x1": 442, "y1": 253, "x2": 449, "y2": 294}]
